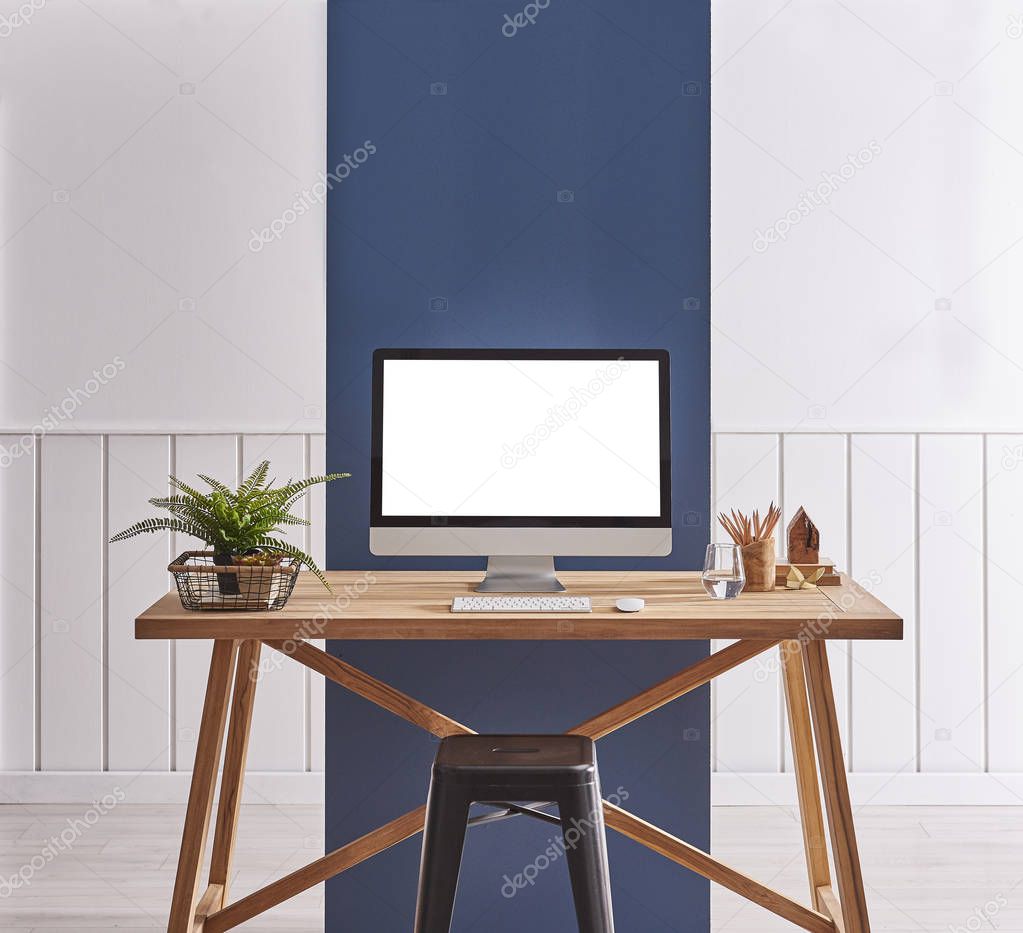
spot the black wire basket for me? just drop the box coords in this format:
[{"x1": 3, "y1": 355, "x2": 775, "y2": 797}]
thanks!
[{"x1": 169, "y1": 551, "x2": 300, "y2": 611}]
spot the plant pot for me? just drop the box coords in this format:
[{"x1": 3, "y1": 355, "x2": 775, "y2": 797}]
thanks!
[
  {"x1": 213, "y1": 551, "x2": 240, "y2": 595},
  {"x1": 740, "y1": 537, "x2": 776, "y2": 592}
]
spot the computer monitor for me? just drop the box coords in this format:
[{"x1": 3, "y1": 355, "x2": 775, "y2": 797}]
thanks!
[{"x1": 370, "y1": 349, "x2": 671, "y2": 592}]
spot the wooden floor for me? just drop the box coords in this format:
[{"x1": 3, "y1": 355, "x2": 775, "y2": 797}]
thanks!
[{"x1": 0, "y1": 804, "x2": 1017, "y2": 931}]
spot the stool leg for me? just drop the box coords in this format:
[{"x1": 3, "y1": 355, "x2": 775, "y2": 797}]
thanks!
[
  {"x1": 559, "y1": 783, "x2": 615, "y2": 933},
  {"x1": 414, "y1": 782, "x2": 471, "y2": 933}
]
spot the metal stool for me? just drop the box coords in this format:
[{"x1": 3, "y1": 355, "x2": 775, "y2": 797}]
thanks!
[{"x1": 414, "y1": 734, "x2": 614, "y2": 933}]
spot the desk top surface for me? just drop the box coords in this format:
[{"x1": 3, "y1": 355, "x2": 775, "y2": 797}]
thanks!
[{"x1": 135, "y1": 571, "x2": 902, "y2": 641}]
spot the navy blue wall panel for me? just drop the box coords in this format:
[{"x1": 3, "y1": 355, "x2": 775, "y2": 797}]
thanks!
[{"x1": 326, "y1": 1, "x2": 710, "y2": 928}]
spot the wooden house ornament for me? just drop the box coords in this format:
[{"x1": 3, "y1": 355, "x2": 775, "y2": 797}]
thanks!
[{"x1": 786, "y1": 506, "x2": 820, "y2": 563}]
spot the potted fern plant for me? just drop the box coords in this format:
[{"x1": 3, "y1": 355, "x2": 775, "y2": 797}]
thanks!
[{"x1": 110, "y1": 460, "x2": 348, "y2": 607}]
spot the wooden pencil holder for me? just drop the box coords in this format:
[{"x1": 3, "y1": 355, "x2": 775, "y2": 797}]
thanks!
[{"x1": 740, "y1": 537, "x2": 776, "y2": 592}]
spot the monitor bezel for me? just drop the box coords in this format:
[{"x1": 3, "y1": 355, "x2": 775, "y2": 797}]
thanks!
[{"x1": 370, "y1": 348, "x2": 671, "y2": 528}]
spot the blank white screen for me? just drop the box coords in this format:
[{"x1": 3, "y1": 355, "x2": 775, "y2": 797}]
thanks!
[{"x1": 380, "y1": 358, "x2": 663, "y2": 517}]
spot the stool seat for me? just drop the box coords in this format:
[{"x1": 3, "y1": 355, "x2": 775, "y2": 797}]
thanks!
[
  {"x1": 433, "y1": 734, "x2": 596, "y2": 786},
  {"x1": 415, "y1": 734, "x2": 615, "y2": 933}
]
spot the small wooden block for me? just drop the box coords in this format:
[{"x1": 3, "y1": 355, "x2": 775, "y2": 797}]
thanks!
[{"x1": 776, "y1": 562, "x2": 841, "y2": 586}]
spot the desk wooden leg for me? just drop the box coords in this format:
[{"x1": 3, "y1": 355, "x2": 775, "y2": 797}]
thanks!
[
  {"x1": 802, "y1": 639, "x2": 871, "y2": 933},
  {"x1": 209, "y1": 639, "x2": 261, "y2": 905},
  {"x1": 167, "y1": 640, "x2": 238, "y2": 933},
  {"x1": 781, "y1": 640, "x2": 831, "y2": 911}
]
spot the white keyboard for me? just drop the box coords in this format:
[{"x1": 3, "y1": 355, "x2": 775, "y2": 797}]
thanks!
[{"x1": 451, "y1": 596, "x2": 592, "y2": 613}]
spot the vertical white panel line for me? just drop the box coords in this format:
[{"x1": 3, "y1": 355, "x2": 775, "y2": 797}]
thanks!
[
  {"x1": 776, "y1": 432, "x2": 785, "y2": 773},
  {"x1": 236, "y1": 435, "x2": 243, "y2": 486},
  {"x1": 845, "y1": 432, "x2": 853, "y2": 768},
  {"x1": 913, "y1": 433, "x2": 921, "y2": 772},
  {"x1": 33, "y1": 437, "x2": 42, "y2": 772},
  {"x1": 101, "y1": 435, "x2": 109, "y2": 772},
  {"x1": 709, "y1": 431, "x2": 717, "y2": 772},
  {"x1": 981, "y1": 434, "x2": 989, "y2": 772},
  {"x1": 168, "y1": 435, "x2": 177, "y2": 772},
  {"x1": 303, "y1": 432, "x2": 312, "y2": 773}
]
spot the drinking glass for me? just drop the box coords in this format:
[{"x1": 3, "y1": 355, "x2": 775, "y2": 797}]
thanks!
[{"x1": 702, "y1": 543, "x2": 745, "y2": 599}]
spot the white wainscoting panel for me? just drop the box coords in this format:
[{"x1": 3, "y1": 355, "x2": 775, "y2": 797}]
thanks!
[
  {"x1": 986, "y1": 434, "x2": 1023, "y2": 772},
  {"x1": 0, "y1": 439, "x2": 37, "y2": 771},
  {"x1": 39, "y1": 436, "x2": 104, "y2": 771},
  {"x1": 712, "y1": 433, "x2": 782, "y2": 773},
  {"x1": 106, "y1": 435, "x2": 172, "y2": 772},
  {"x1": 849, "y1": 435, "x2": 918, "y2": 773},
  {"x1": 917, "y1": 435, "x2": 985, "y2": 772}
]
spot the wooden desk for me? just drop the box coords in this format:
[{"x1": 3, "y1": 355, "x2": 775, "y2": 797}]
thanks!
[{"x1": 136, "y1": 571, "x2": 901, "y2": 933}]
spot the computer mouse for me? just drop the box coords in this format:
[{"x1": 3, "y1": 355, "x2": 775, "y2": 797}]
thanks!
[{"x1": 615, "y1": 597, "x2": 645, "y2": 613}]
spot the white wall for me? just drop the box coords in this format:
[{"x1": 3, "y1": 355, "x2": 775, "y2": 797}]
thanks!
[
  {"x1": 711, "y1": 1, "x2": 1023, "y2": 802},
  {"x1": 0, "y1": 0, "x2": 326, "y2": 433},
  {"x1": 2, "y1": 0, "x2": 1021, "y2": 804}
]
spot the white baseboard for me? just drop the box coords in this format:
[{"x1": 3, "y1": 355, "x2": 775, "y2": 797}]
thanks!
[
  {"x1": 712, "y1": 772, "x2": 1023, "y2": 806},
  {"x1": 2, "y1": 771, "x2": 1020, "y2": 806}
]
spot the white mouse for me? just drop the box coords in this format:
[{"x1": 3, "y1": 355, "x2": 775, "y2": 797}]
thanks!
[{"x1": 615, "y1": 597, "x2": 645, "y2": 613}]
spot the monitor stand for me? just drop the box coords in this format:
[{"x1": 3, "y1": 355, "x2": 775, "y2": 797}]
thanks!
[{"x1": 476, "y1": 556, "x2": 566, "y2": 593}]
